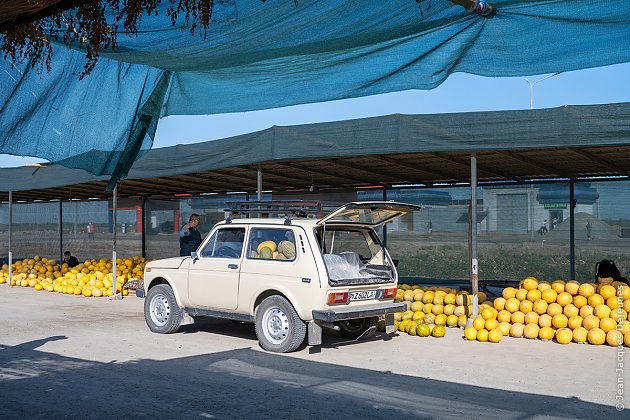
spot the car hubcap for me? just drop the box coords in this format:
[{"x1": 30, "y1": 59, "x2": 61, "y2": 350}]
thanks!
[
  {"x1": 150, "y1": 293, "x2": 170, "y2": 327},
  {"x1": 262, "y1": 307, "x2": 289, "y2": 345}
]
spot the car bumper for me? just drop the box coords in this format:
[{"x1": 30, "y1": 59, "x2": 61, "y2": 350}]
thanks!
[{"x1": 312, "y1": 301, "x2": 406, "y2": 322}]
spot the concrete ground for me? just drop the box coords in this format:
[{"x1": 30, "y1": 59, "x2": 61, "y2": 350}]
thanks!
[{"x1": 0, "y1": 286, "x2": 627, "y2": 419}]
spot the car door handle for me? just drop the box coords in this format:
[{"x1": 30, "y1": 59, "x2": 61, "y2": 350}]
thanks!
[{"x1": 228, "y1": 264, "x2": 238, "y2": 270}]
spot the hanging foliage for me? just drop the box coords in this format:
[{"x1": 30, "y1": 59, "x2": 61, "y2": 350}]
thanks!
[{"x1": 0, "y1": 0, "x2": 216, "y2": 79}]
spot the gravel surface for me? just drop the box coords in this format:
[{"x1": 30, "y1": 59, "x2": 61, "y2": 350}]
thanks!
[{"x1": 0, "y1": 286, "x2": 626, "y2": 419}]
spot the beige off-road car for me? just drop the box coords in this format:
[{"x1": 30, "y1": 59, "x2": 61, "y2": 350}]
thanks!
[{"x1": 142, "y1": 202, "x2": 418, "y2": 353}]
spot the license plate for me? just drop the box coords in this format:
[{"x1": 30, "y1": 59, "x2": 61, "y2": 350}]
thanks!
[{"x1": 349, "y1": 290, "x2": 377, "y2": 301}]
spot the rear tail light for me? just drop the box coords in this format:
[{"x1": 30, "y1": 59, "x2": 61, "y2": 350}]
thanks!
[
  {"x1": 382, "y1": 287, "x2": 397, "y2": 299},
  {"x1": 327, "y1": 292, "x2": 348, "y2": 305}
]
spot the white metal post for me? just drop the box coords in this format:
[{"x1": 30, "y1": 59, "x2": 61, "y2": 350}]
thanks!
[
  {"x1": 111, "y1": 184, "x2": 118, "y2": 298},
  {"x1": 8, "y1": 190, "x2": 12, "y2": 288},
  {"x1": 470, "y1": 153, "x2": 479, "y2": 320}
]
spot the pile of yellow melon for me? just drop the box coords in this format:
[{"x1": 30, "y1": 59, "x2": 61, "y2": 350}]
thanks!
[
  {"x1": 393, "y1": 284, "x2": 487, "y2": 338},
  {"x1": 0, "y1": 255, "x2": 147, "y2": 297},
  {"x1": 463, "y1": 277, "x2": 630, "y2": 347}
]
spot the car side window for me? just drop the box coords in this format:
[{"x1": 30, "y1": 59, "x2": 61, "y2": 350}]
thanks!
[
  {"x1": 200, "y1": 228, "x2": 245, "y2": 259},
  {"x1": 247, "y1": 228, "x2": 296, "y2": 261}
]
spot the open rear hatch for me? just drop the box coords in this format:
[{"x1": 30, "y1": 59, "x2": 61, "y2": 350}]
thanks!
[{"x1": 317, "y1": 202, "x2": 422, "y2": 286}]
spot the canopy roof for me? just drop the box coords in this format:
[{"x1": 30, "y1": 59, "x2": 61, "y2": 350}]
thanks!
[
  {"x1": 1, "y1": 102, "x2": 629, "y2": 202},
  {"x1": 2, "y1": 0, "x2": 630, "y2": 186}
]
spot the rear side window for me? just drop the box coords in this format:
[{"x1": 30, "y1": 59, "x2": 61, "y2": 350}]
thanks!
[{"x1": 247, "y1": 228, "x2": 296, "y2": 261}]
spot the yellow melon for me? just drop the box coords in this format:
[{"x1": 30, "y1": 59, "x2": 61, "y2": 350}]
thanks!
[
  {"x1": 443, "y1": 304, "x2": 455, "y2": 316},
  {"x1": 568, "y1": 315, "x2": 583, "y2": 330},
  {"x1": 511, "y1": 311, "x2": 525, "y2": 324},
  {"x1": 524, "y1": 311, "x2": 539, "y2": 325},
  {"x1": 458, "y1": 315, "x2": 467, "y2": 328},
  {"x1": 502, "y1": 287, "x2": 517, "y2": 299},
  {"x1": 412, "y1": 290, "x2": 424, "y2": 301},
  {"x1": 599, "y1": 284, "x2": 617, "y2": 300},
  {"x1": 463, "y1": 327, "x2": 477, "y2": 340},
  {"x1": 538, "y1": 314, "x2": 552, "y2": 328},
  {"x1": 579, "y1": 305, "x2": 594, "y2": 318},
  {"x1": 485, "y1": 318, "x2": 499, "y2": 331},
  {"x1": 497, "y1": 310, "x2": 512, "y2": 323},
  {"x1": 565, "y1": 281, "x2": 580, "y2": 295},
  {"x1": 256, "y1": 240, "x2": 277, "y2": 253},
  {"x1": 92, "y1": 288, "x2": 103, "y2": 297},
  {"x1": 625, "y1": 299, "x2": 630, "y2": 314},
  {"x1": 556, "y1": 292, "x2": 572, "y2": 307},
  {"x1": 537, "y1": 281, "x2": 551, "y2": 292},
  {"x1": 515, "y1": 288, "x2": 529, "y2": 301},
  {"x1": 588, "y1": 294, "x2": 605, "y2": 307},
  {"x1": 587, "y1": 328, "x2": 606, "y2": 345},
  {"x1": 423, "y1": 303, "x2": 433, "y2": 314},
  {"x1": 432, "y1": 304, "x2": 444, "y2": 315},
  {"x1": 473, "y1": 316, "x2": 485, "y2": 330},
  {"x1": 620, "y1": 320, "x2": 630, "y2": 334},
  {"x1": 553, "y1": 328, "x2": 571, "y2": 344},
  {"x1": 523, "y1": 324, "x2": 540, "y2": 339},
  {"x1": 552, "y1": 314, "x2": 568, "y2": 329},
  {"x1": 493, "y1": 297, "x2": 506, "y2": 311},
  {"x1": 539, "y1": 326, "x2": 555, "y2": 341},
  {"x1": 454, "y1": 305, "x2": 467, "y2": 317},
  {"x1": 488, "y1": 328, "x2": 503, "y2": 343},
  {"x1": 455, "y1": 293, "x2": 471, "y2": 306},
  {"x1": 446, "y1": 314, "x2": 459, "y2": 327},
  {"x1": 412, "y1": 311, "x2": 425, "y2": 321},
  {"x1": 578, "y1": 283, "x2": 595, "y2": 298},
  {"x1": 599, "y1": 317, "x2": 617, "y2": 333},
  {"x1": 521, "y1": 277, "x2": 538, "y2": 291},
  {"x1": 594, "y1": 304, "x2": 611, "y2": 319},
  {"x1": 541, "y1": 289, "x2": 558, "y2": 304},
  {"x1": 606, "y1": 296, "x2": 620, "y2": 311},
  {"x1": 423, "y1": 292, "x2": 435, "y2": 304},
  {"x1": 625, "y1": 331, "x2": 630, "y2": 347},
  {"x1": 509, "y1": 323, "x2": 525, "y2": 338},
  {"x1": 572, "y1": 295, "x2": 587, "y2": 309},
  {"x1": 526, "y1": 289, "x2": 542, "y2": 303},
  {"x1": 498, "y1": 322, "x2": 511, "y2": 336},
  {"x1": 432, "y1": 294, "x2": 445, "y2": 305},
  {"x1": 481, "y1": 307, "x2": 495, "y2": 320},
  {"x1": 476, "y1": 328, "x2": 489, "y2": 342},
  {"x1": 478, "y1": 291, "x2": 487, "y2": 303},
  {"x1": 411, "y1": 301, "x2": 423, "y2": 312},
  {"x1": 618, "y1": 284, "x2": 630, "y2": 300},
  {"x1": 403, "y1": 290, "x2": 415, "y2": 302},
  {"x1": 551, "y1": 280, "x2": 565, "y2": 294},
  {"x1": 505, "y1": 298, "x2": 520, "y2": 313},
  {"x1": 563, "y1": 303, "x2": 579, "y2": 318},
  {"x1": 435, "y1": 314, "x2": 447, "y2": 326},
  {"x1": 519, "y1": 300, "x2": 533, "y2": 314},
  {"x1": 573, "y1": 326, "x2": 588, "y2": 343},
  {"x1": 547, "y1": 303, "x2": 563, "y2": 317},
  {"x1": 582, "y1": 315, "x2": 600, "y2": 331},
  {"x1": 444, "y1": 293, "x2": 456, "y2": 305},
  {"x1": 533, "y1": 299, "x2": 548, "y2": 315}
]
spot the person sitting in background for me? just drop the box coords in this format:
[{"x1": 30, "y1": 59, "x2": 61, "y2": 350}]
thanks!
[
  {"x1": 63, "y1": 251, "x2": 79, "y2": 268},
  {"x1": 596, "y1": 259, "x2": 629, "y2": 285}
]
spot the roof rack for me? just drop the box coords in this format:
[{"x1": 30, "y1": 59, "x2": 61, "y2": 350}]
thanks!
[{"x1": 224, "y1": 200, "x2": 343, "y2": 224}]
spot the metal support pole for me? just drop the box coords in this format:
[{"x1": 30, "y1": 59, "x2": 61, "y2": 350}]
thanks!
[
  {"x1": 569, "y1": 181, "x2": 576, "y2": 280},
  {"x1": 470, "y1": 153, "x2": 479, "y2": 321},
  {"x1": 141, "y1": 197, "x2": 146, "y2": 259},
  {"x1": 8, "y1": 190, "x2": 12, "y2": 287},
  {"x1": 111, "y1": 184, "x2": 119, "y2": 299},
  {"x1": 382, "y1": 187, "x2": 388, "y2": 247},
  {"x1": 257, "y1": 167, "x2": 262, "y2": 201},
  {"x1": 59, "y1": 200, "x2": 63, "y2": 262}
]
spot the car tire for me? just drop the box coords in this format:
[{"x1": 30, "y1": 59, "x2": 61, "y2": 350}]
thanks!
[
  {"x1": 255, "y1": 295, "x2": 306, "y2": 353},
  {"x1": 144, "y1": 284, "x2": 183, "y2": 334},
  {"x1": 336, "y1": 317, "x2": 378, "y2": 340}
]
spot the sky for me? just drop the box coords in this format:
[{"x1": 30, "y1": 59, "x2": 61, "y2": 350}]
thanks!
[{"x1": 1, "y1": 62, "x2": 630, "y2": 167}]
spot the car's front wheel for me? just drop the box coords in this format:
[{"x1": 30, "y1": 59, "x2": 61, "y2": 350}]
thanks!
[
  {"x1": 255, "y1": 295, "x2": 306, "y2": 353},
  {"x1": 336, "y1": 317, "x2": 378, "y2": 340},
  {"x1": 144, "y1": 284, "x2": 183, "y2": 334}
]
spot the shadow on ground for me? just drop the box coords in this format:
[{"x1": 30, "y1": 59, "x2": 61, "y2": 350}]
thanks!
[{"x1": 0, "y1": 336, "x2": 621, "y2": 419}]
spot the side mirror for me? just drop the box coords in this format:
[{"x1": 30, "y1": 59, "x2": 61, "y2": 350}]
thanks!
[
  {"x1": 190, "y1": 252, "x2": 199, "y2": 262},
  {"x1": 392, "y1": 259, "x2": 400, "y2": 268}
]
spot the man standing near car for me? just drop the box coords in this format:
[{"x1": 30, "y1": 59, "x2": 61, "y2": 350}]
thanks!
[{"x1": 179, "y1": 214, "x2": 202, "y2": 256}]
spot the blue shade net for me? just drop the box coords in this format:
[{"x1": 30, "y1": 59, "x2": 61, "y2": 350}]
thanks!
[{"x1": 1, "y1": 0, "x2": 629, "y2": 189}]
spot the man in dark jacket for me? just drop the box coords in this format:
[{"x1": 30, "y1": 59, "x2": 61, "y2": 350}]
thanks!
[
  {"x1": 179, "y1": 214, "x2": 202, "y2": 257},
  {"x1": 63, "y1": 251, "x2": 80, "y2": 268}
]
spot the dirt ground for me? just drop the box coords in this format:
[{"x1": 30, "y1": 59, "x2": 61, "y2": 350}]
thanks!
[{"x1": 0, "y1": 286, "x2": 627, "y2": 419}]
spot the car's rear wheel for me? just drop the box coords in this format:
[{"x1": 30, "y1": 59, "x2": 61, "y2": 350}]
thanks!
[
  {"x1": 336, "y1": 317, "x2": 378, "y2": 340},
  {"x1": 255, "y1": 295, "x2": 306, "y2": 353},
  {"x1": 144, "y1": 284, "x2": 183, "y2": 334}
]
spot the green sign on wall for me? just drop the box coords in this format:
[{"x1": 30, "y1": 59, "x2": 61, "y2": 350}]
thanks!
[{"x1": 543, "y1": 203, "x2": 567, "y2": 209}]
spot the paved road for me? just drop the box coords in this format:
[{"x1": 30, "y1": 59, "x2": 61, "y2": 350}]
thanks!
[{"x1": 0, "y1": 286, "x2": 626, "y2": 419}]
